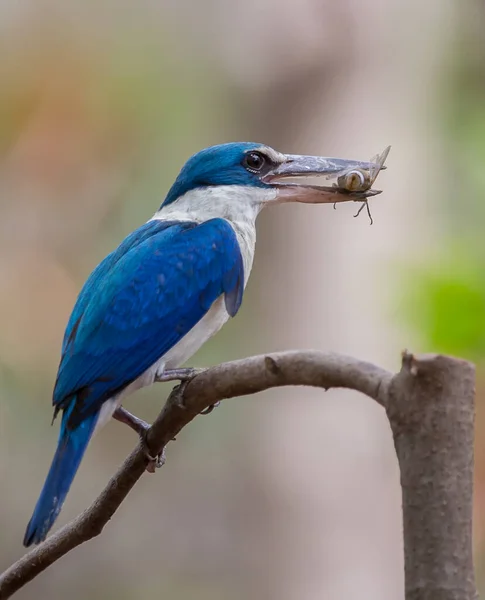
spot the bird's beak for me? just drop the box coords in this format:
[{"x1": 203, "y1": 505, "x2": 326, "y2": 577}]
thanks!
[{"x1": 262, "y1": 153, "x2": 386, "y2": 204}]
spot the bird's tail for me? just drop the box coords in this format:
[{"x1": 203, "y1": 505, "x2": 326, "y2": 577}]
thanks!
[{"x1": 23, "y1": 406, "x2": 98, "y2": 547}]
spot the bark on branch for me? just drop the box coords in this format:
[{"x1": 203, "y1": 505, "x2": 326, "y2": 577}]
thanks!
[
  {"x1": 388, "y1": 352, "x2": 477, "y2": 600},
  {"x1": 0, "y1": 350, "x2": 477, "y2": 600}
]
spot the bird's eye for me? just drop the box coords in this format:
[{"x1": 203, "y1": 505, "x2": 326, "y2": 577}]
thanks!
[{"x1": 243, "y1": 151, "x2": 267, "y2": 172}]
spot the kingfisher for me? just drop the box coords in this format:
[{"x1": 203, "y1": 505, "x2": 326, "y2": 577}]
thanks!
[{"x1": 23, "y1": 142, "x2": 381, "y2": 546}]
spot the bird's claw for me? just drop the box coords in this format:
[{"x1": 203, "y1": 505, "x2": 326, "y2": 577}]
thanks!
[
  {"x1": 200, "y1": 401, "x2": 221, "y2": 415},
  {"x1": 155, "y1": 367, "x2": 206, "y2": 384},
  {"x1": 168, "y1": 379, "x2": 191, "y2": 410},
  {"x1": 159, "y1": 367, "x2": 217, "y2": 416},
  {"x1": 140, "y1": 429, "x2": 166, "y2": 474},
  {"x1": 144, "y1": 447, "x2": 166, "y2": 474},
  {"x1": 169, "y1": 382, "x2": 220, "y2": 416}
]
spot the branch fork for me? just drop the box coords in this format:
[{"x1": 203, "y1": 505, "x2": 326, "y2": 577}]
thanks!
[{"x1": 0, "y1": 350, "x2": 477, "y2": 600}]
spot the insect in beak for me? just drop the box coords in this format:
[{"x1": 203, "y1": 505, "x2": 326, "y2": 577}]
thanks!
[{"x1": 266, "y1": 145, "x2": 390, "y2": 222}]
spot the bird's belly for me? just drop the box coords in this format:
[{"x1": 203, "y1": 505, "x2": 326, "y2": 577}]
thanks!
[{"x1": 128, "y1": 295, "x2": 229, "y2": 393}]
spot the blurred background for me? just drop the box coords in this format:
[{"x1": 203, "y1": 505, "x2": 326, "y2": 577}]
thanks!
[{"x1": 1, "y1": 0, "x2": 484, "y2": 598}]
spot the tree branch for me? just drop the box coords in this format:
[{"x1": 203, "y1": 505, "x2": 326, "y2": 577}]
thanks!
[
  {"x1": 0, "y1": 351, "x2": 390, "y2": 599},
  {"x1": 387, "y1": 352, "x2": 477, "y2": 600},
  {"x1": 0, "y1": 350, "x2": 477, "y2": 600}
]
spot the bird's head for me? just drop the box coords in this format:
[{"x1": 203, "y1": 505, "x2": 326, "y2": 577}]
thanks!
[{"x1": 160, "y1": 142, "x2": 382, "y2": 220}]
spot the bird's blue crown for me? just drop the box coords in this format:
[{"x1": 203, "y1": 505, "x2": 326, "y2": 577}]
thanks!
[{"x1": 162, "y1": 142, "x2": 274, "y2": 207}]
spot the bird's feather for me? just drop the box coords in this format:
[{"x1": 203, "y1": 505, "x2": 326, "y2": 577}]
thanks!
[
  {"x1": 53, "y1": 217, "x2": 244, "y2": 429},
  {"x1": 23, "y1": 405, "x2": 98, "y2": 546}
]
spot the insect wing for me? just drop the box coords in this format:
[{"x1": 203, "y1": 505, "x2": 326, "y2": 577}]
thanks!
[{"x1": 367, "y1": 145, "x2": 391, "y2": 187}]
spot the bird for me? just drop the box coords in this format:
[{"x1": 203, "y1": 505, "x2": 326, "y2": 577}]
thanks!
[{"x1": 23, "y1": 141, "x2": 381, "y2": 546}]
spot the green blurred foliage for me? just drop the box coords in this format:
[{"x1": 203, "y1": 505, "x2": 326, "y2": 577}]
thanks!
[
  {"x1": 403, "y1": 244, "x2": 485, "y2": 361},
  {"x1": 403, "y1": 21, "x2": 485, "y2": 363}
]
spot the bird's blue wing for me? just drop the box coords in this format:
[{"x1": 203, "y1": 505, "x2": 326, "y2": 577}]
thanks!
[
  {"x1": 54, "y1": 217, "x2": 244, "y2": 429},
  {"x1": 61, "y1": 219, "x2": 193, "y2": 355}
]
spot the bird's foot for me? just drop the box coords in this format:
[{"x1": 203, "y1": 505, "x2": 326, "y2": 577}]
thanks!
[
  {"x1": 113, "y1": 406, "x2": 165, "y2": 473},
  {"x1": 157, "y1": 367, "x2": 218, "y2": 416},
  {"x1": 167, "y1": 379, "x2": 191, "y2": 410},
  {"x1": 200, "y1": 401, "x2": 221, "y2": 415},
  {"x1": 154, "y1": 367, "x2": 205, "y2": 383},
  {"x1": 143, "y1": 442, "x2": 166, "y2": 474},
  {"x1": 166, "y1": 378, "x2": 220, "y2": 416}
]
